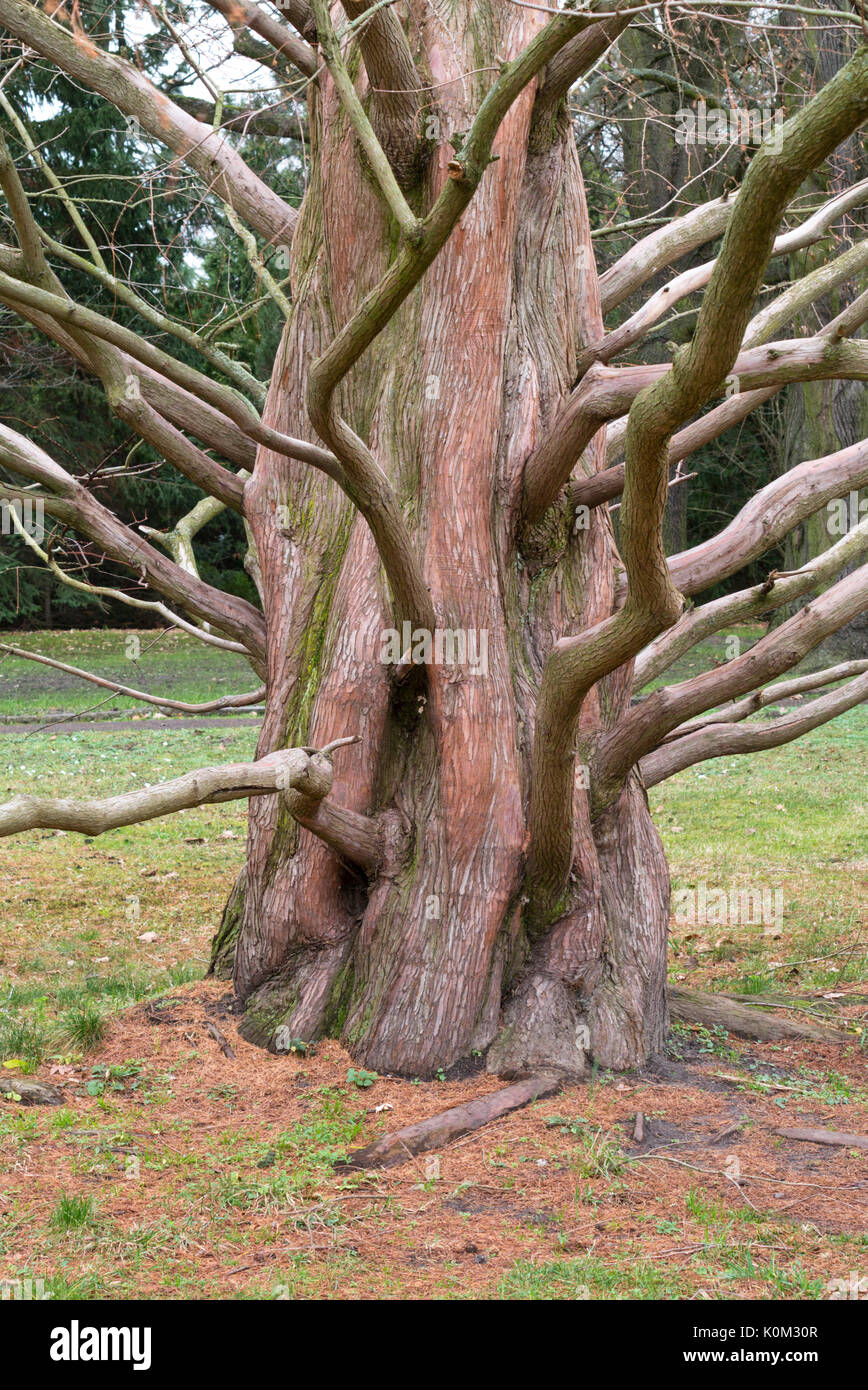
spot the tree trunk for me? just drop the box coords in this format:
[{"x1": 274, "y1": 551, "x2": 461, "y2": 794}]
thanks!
[{"x1": 211, "y1": 4, "x2": 671, "y2": 1079}]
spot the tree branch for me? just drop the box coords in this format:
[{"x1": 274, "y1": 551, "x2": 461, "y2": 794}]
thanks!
[
  {"x1": 312, "y1": 0, "x2": 418, "y2": 236},
  {"x1": 667, "y1": 436, "x2": 868, "y2": 598},
  {"x1": 341, "y1": 0, "x2": 424, "y2": 186},
  {"x1": 0, "y1": 0, "x2": 298, "y2": 246},
  {"x1": 661, "y1": 659, "x2": 868, "y2": 738},
  {"x1": 205, "y1": 0, "x2": 317, "y2": 77},
  {"x1": 306, "y1": 5, "x2": 604, "y2": 633},
  {"x1": 577, "y1": 228, "x2": 868, "y2": 379},
  {"x1": 0, "y1": 642, "x2": 265, "y2": 714},
  {"x1": 596, "y1": 562, "x2": 868, "y2": 804},
  {"x1": 0, "y1": 424, "x2": 267, "y2": 665},
  {"x1": 526, "y1": 44, "x2": 868, "y2": 910},
  {"x1": 634, "y1": 506, "x2": 868, "y2": 689},
  {"x1": 524, "y1": 336, "x2": 868, "y2": 531},
  {"x1": 598, "y1": 174, "x2": 868, "y2": 316},
  {"x1": 640, "y1": 665, "x2": 868, "y2": 787},
  {"x1": 0, "y1": 266, "x2": 347, "y2": 488},
  {"x1": 534, "y1": 8, "x2": 633, "y2": 136},
  {"x1": 0, "y1": 747, "x2": 363, "y2": 858}
]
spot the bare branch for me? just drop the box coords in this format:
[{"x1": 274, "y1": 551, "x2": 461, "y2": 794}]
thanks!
[
  {"x1": 640, "y1": 666, "x2": 868, "y2": 787},
  {"x1": 205, "y1": 0, "x2": 317, "y2": 76},
  {"x1": 0, "y1": 266, "x2": 347, "y2": 487},
  {"x1": 1, "y1": 748, "x2": 321, "y2": 836},
  {"x1": 525, "y1": 334, "x2": 868, "y2": 530},
  {"x1": 578, "y1": 229, "x2": 868, "y2": 379},
  {"x1": 599, "y1": 174, "x2": 868, "y2": 317},
  {"x1": 341, "y1": 0, "x2": 424, "y2": 185},
  {"x1": 635, "y1": 506, "x2": 868, "y2": 689},
  {"x1": 312, "y1": 0, "x2": 418, "y2": 236},
  {"x1": 667, "y1": 437, "x2": 868, "y2": 598},
  {"x1": 0, "y1": 642, "x2": 265, "y2": 714},
  {"x1": 3, "y1": 501, "x2": 249, "y2": 655},
  {"x1": 527, "y1": 45, "x2": 868, "y2": 910},
  {"x1": 596, "y1": 562, "x2": 868, "y2": 803},
  {"x1": 0, "y1": 0, "x2": 298, "y2": 246},
  {"x1": 661, "y1": 659, "x2": 868, "y2": 738},
  {"x1": 599, "y1": 192, "x2": 734, "y2": 316},
  {"x1": 0, "y1": 425, "x2": 266, "y2": 664}
]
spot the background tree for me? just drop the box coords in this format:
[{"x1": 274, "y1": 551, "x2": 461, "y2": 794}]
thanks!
[
  {"x1": 0, "y1": 0, "x2": 304, "y2": 624},
  {"x1": 1, "y1": 1, "x2": 868, "y2": 1084}
]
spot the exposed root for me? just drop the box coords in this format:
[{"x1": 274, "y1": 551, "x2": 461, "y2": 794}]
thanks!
[
  {"x1": 669, "y1": 986, "x2": 854, "y2": 1044},
  {"x1": 338, "y1": 1072, "x2": 563, "y2": 1170}
]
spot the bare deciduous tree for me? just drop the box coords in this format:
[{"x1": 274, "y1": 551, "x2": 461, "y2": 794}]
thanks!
[{"x1": 1, "y1": 1, "x2": 867, "y2": 1083}]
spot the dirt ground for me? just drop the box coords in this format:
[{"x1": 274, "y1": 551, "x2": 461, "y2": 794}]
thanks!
[{"x1": 2, "y1": 980, "x2": 866, "y2": 1301}]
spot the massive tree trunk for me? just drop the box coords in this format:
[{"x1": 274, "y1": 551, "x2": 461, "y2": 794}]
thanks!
[{"x1": 210, "y1": 4, "x2": 670, "y2": 1079}]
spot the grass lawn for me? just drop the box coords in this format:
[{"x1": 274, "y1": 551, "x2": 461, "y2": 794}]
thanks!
[{"x1": 0, "y1": 630, "x2": 865, "y2": 1300}]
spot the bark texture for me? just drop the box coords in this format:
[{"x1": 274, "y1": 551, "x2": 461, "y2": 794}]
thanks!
[{"x1": 218, "y1": 3, "x2": 672, "y2": 1079}]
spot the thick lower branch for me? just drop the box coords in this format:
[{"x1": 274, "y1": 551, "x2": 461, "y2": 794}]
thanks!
[
  {"x1": 0, "y1": 749, "x2": 315, "y2": 838},
  {"x1": 0, "y1": 744, "x2": 380, "y2": 872}
]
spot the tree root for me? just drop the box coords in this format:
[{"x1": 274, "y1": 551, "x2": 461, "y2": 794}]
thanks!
[
  {"x1": 1, "y1": 1077, "x2": 65, "y2": 1105},
  {"x1": 774, "y1": 1126, "x2": 868, "y2": 1150},
  {"x1": 669, "y1": 986, "x2": 855, "y2": 1044},
  {"x1": 338, "y1": 1072, "x2": 563, "y2": 1170}
]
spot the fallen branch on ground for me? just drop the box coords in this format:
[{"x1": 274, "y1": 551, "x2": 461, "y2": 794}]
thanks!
[
  {"x1": 338, "y1": 1073, "x2": 563, "y2": 1170},
  {"x1": 775, "y1": 1127, "x2": 868, "y2": 1150},
  {"x1": 0, "y1": 1077, "x2": 64, "y2": 1105},
  {"x1": 669, "y1": 987, "x2": 854, "y2": 1043}
]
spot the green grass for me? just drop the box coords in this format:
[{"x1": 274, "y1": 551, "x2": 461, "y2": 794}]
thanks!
[
  {"x1": 657, "y1": 704, "x2": 867, "y2": 994},
  {"x1": 61, "y1": 1004, "x2": 107, "y2": 1053},
  {"x1": 495, "y1": 1255, "x2": 683, "y2": 1299},
  {"x1": 0, "y1": 628, "x2": 865, "y2": 1300},
  {"x1": 187, "y1": 1090, "x2": 367, "y2": 1211},
  {"x1": 51, "y1": 1193, "x2": 97, "y2": 1232},
  {"x1": 636, "y1": 621, "x2": 867, "y2": 995},
  {"x1": 0, "y1": 723, "x2": 256, "y2": 1061}
]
